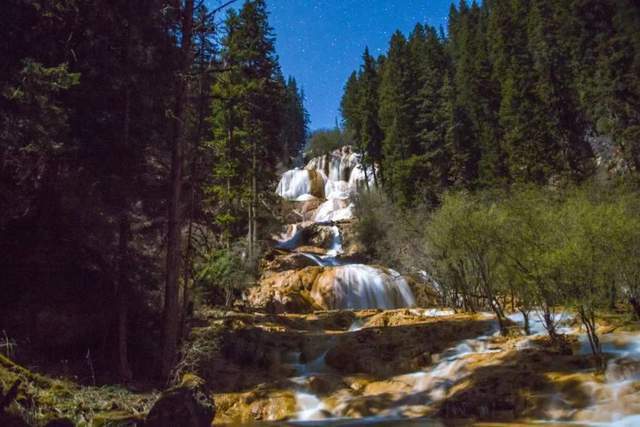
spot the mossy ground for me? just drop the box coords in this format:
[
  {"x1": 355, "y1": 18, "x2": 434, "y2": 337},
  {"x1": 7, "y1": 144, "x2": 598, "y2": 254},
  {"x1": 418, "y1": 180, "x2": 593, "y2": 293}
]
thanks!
[{"x1": 0, "y1": 354, "x2": 158, "y2": 426}]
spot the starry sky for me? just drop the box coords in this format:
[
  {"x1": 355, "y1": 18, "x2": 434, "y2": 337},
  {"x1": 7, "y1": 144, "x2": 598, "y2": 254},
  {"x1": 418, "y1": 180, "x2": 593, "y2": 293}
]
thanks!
[{"x1": 215, "y1": 0, "x2": 455, "y2": 130}]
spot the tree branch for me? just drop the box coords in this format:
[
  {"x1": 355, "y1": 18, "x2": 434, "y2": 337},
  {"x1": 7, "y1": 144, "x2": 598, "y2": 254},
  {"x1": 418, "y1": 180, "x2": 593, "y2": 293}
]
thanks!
[{"x1": 206, "y1": 0, "x2": 240, "y2": 19}]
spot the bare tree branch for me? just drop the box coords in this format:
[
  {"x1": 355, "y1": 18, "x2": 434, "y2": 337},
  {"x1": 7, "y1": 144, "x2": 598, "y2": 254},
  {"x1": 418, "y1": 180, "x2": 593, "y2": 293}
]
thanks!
[{"x1": 206, "y1": 0, "x2": 240, "y2": 19}]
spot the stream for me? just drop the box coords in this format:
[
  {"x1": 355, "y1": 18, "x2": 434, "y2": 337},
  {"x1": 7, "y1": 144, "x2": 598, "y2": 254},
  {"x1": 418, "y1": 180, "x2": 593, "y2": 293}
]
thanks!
[{"x1": 236, "y1": 146, "x2": 640, "y2": 426}]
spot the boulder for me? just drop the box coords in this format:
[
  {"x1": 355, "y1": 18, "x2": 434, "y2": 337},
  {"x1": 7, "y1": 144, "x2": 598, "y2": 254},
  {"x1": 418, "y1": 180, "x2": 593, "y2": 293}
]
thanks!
[
  {"x1": 145, "y1": 375, "x2": 214, "y2": 427},
  {"x1": 246, "y1": 267, "x2": 325, "y2": 313}
]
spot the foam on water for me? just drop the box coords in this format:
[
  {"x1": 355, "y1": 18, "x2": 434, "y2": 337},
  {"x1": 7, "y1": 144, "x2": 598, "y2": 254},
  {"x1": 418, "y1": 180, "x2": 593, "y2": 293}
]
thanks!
[{"x1": 295, "y1": 392, "x2": 327, "y2": 421}]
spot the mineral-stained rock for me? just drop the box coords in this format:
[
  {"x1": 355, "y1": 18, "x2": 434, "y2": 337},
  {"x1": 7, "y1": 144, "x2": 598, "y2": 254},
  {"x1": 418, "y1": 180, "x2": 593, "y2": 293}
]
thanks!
[
  {"x1": 279, "y1": 199, "x2": 324, "y2": 223},
  {"x1": 214, "y1": 387, "x2": 296, "y2": 424},
  {"x1": 247, "y1": 267, "x2": 325, "y2": 313},
  {"x1": 404, "y1": 275, "x2": 441, "y2": 308},
  {"x1": 335, "y1": 221, "x2": 365, "y2": 258}
]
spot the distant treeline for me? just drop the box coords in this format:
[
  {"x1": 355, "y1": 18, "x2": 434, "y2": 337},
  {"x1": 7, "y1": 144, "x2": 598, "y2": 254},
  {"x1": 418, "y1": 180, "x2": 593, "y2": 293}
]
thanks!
[{"x1": 341, "y1": 0, "x2": 640, "y2": 206}]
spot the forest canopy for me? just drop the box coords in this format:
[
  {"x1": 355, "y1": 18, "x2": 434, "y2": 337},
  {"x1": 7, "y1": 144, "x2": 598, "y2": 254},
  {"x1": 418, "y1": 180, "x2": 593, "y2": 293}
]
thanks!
[{"x1": 341, "y1": 0, "x2": 640, "y2": 207}]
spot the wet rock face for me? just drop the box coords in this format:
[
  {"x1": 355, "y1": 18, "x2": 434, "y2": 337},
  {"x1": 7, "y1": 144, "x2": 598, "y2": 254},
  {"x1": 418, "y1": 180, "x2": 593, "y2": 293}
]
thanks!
[
  {"x1": 335, "y1": 221, "x2": 365, "y2": 258},
  {"x1": 325, "y1": 315, "x2": 493, "y2": 377},
  {"x1": 278, "y1": 199, "x2": 324, "y2": 224},
  {"x1": 303, "y1": 223, "x2": 337, "y2": 248}
]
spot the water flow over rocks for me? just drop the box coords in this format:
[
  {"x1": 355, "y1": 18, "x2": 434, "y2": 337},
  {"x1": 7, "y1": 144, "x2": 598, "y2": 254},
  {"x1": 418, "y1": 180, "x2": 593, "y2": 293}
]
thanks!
[
  {"x1": 208, "y1": 146, "x2": 640, "y2": 425},
  {"x1": 248, "y1": 146, "x2": 416, "y2": 312}
]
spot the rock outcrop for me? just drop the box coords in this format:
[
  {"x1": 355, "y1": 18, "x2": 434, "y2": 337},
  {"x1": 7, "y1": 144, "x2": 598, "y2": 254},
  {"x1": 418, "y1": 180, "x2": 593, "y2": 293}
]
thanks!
[{"x1": 146, "y1": 374, "x2": 214, "y2": 427}]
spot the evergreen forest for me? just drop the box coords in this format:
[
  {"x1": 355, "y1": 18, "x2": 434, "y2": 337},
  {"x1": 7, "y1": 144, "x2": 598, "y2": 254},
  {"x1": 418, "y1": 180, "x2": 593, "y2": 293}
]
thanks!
[{"x1": 2, "y1": 1, "x2": 640, "y2": 426}]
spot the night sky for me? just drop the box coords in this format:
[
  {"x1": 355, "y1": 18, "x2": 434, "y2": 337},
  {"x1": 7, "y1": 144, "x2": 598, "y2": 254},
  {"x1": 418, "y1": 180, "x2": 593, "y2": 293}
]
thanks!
[{"x1": 216, "y1": 0, "x2": 455, "y2": 130}]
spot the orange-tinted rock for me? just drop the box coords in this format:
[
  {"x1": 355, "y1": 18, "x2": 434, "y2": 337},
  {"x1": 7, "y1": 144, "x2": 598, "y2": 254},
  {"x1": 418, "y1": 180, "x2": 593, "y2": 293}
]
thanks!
[
  {"x1": 214, "y1": 387, "x2": 296, "y2": 424},
  {"x1": 247, "y1": 267, "x2": 325, "y2": 313}
]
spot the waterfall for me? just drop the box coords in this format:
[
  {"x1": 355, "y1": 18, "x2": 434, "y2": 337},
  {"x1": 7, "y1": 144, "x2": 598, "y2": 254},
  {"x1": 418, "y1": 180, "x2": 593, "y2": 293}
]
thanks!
[
  {"x1": 312, "y1": 265, "x2": 416, "y2": 310},
  {"x1": 314, "y1": 199, "x2": 354, "y2": 223},
  {"x1": 276, "y1": 169, "x2": 326, "y2": 201},
  {"x1": 273, "y1": 145, "x2": 415, "y2": 312}
]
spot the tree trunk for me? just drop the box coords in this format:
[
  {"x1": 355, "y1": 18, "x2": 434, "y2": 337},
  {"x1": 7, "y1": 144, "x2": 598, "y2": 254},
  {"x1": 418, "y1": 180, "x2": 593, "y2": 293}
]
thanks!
[
  {"x1": 226, "y1": 126, "x2": 233, "y2": 249},
  {"x1": 161, "y1": 0, "x2": 194, "y2": 379},
  {"x1": 630, "y1": 295, "x2": 640, "y2": 320},
  {"x1": 113, "y1": 10, "x2": 134, "y2": 382},
  {"x1": 542, "y1": 305, "x2": 558, "y2": 342},
  {"x1": 579, "y1": 305, "x2": 603, "y2": 369},
  {"x1": 520, "y1": 308, "x2": 531, "y2": 335},
  {"x1": 249, "y1": 138, "x2": 257, "y2": 260},
  {"x1": 116, "y1": 213, "x2": 132, "y2": 381}
]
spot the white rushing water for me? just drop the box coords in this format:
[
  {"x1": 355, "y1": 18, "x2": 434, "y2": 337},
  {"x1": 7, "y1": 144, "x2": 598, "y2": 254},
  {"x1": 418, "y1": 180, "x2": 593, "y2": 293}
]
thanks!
[
  {"x1": 276, "y1": 146, "x2": 375, "y2": 223},
  {"x1": 328, "y1": 265, "x2": 416, "y2": 310},
  {"x1": 277, "y1": 169, "x2": 325, "y2": 201}
]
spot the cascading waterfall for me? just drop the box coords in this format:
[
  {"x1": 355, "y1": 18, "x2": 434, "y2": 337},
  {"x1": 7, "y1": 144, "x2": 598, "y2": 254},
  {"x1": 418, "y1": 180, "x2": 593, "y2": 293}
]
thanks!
[{"x1": 274, "y1": 146, "x2": 408, "y2": 311}]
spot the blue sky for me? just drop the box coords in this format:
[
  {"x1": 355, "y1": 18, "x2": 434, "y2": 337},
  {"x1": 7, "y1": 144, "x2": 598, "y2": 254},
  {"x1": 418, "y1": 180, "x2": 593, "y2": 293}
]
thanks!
[{"x1": 214, "y1": 0, "x2": 455, "y2": 130}]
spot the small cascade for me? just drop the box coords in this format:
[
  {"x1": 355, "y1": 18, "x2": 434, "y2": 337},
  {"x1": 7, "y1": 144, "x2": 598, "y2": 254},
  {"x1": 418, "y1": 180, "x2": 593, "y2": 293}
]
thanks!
[
  {"x1": 557, "y1": 331, "x2": 640, "y2": 424},
  {"x1": 275, "y1": 224, "x2": 303, "y2": 250},
  {"x1": 324, "y1": 225, "x2": 342, "y2": 258},
  {"x1": 402, "y1": 319, "x2": 500, "y2": 404},
  {"x1": 314, "y1": 198, "x2": 354, "y2": 223},
  {"x1": 295, "y1": 392, "x2": 327, "y2": 421},
  {"x1": 316, "y1": 265, "x2": 416, "y2": 310}
]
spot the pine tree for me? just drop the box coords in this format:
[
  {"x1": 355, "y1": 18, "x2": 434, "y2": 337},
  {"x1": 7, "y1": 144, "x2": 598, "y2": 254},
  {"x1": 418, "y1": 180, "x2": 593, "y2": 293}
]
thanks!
[
  {"x1": 279, "y1": 76, "x2": 309, "y2": 166},
  {"x1": 446, "y1": 2, "x2": 481, "y2": 186},
  {"x1": 207, "y1": 0, "x2": 285, "y2": 258},
  {"x1": 340, "y1": 70, "x2": 362, "y2": 149},
  {"x1": 358, "y1": 48, "x2": 383, "y2": 185},
  {"x1": 413, "y1": 25, "x2": 450, "y2": 198},
  {"x1": 379, "y1": 31, "x2": 421, "y2": 205},
  {"x1": 527, "y1": 0, "x2": 594, "y2": 181}
]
